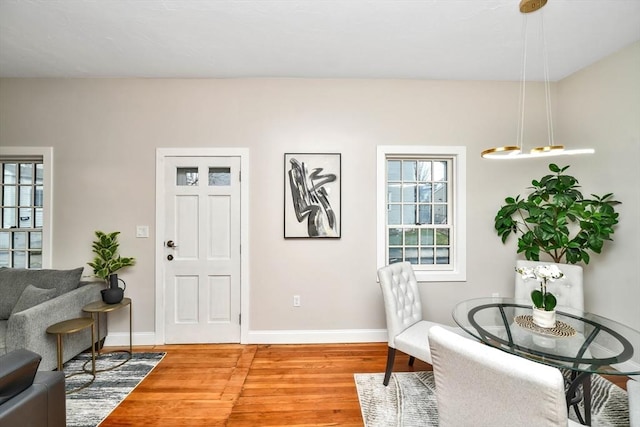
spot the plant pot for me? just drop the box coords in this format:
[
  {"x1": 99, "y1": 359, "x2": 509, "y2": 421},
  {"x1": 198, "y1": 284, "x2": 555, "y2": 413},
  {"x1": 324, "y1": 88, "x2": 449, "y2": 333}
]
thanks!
[
  {"x1": 101, "y1": 273, "x2": 126, "y2": 304},
  {"x1": 532, "y1": 307, "x2": 556, "y2": 328},
  {"x1": 101, "y1": 287, "x2": 124, "y2": 304}
]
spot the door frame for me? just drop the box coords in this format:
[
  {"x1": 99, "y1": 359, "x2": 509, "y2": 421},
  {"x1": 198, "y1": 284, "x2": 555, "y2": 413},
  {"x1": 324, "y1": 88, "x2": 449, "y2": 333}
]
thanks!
[{"x1": 155, "y1": 147, "x2": 250, "y2": 344}]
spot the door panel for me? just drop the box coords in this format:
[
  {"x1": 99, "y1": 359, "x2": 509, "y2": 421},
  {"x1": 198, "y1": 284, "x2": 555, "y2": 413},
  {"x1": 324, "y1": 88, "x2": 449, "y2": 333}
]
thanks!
[
  {"x1": 164, "y1": 156, "x2": 241, "y2": 343},
  {"x1": 176, "y1": 195, "x2": 199, "y2": 258},
  {"x1": 209, "y1": 276, "x2": 231, "y2": 321},
  {"x1": 209, "y1": 196, "x2": 231, "y2": 258},
  {"x1": 175, "y1": 276, "x2": 198, "y2": 323}
]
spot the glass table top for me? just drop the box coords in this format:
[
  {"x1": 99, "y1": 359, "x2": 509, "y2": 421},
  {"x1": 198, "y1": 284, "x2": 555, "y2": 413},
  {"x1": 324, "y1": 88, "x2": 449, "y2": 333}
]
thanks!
[{"x1": 452, "y1": 297, "x2": 640, "y2": 376}]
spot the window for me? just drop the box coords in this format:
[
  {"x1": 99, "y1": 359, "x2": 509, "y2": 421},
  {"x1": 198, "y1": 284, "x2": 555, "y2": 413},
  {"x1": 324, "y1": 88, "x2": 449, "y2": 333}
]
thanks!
[
  {"x1": 377, "y1": 146, "x2": 466, "y2": 282},
  {"x1": 0, "y1": 147, "x2": 53, "y2": 269}
]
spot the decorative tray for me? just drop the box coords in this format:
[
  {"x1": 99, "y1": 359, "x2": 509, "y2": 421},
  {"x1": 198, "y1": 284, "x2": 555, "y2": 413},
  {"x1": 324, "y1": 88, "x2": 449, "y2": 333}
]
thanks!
[{"x1": 514, "y1": 315, "x2": 577, "y2": 337}]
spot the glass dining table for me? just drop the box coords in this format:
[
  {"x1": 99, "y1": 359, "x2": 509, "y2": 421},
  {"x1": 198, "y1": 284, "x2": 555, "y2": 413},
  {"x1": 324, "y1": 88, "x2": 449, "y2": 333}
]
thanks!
[{"x1": 452, "y1": 297, "x2": 640, "y2": 426}]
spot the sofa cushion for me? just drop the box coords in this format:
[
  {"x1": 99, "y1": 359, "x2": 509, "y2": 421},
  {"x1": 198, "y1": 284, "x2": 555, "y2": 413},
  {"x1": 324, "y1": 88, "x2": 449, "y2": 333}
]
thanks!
[
  {"x1": 0, "y1": 267, "x2": 83, "y2": 319},
  {"x1": 10, "y1": 285, "x2": 57, "y2": 316}
]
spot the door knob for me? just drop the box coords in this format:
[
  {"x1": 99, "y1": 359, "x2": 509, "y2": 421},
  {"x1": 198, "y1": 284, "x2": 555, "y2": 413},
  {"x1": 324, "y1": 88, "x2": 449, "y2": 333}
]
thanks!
[
  {"x1": 167, "y1": 254, "x2": 174, "y2": 261},
  {"x1": 166, "y1": 240, "x2": 178, "y2": 248}
]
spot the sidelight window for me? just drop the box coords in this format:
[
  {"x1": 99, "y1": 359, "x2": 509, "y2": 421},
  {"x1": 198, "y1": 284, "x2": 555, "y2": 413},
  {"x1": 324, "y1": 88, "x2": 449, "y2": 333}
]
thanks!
[{"x1": 0, "y1": 147, "x2": 52, "y2": 269}]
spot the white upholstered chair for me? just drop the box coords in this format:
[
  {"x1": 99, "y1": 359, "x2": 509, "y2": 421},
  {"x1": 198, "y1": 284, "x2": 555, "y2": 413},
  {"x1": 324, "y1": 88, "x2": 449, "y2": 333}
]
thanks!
[
  {"x1": 377, "y1": 261, "x2": 460, "y2": 386},
  {"x1": 629, "y1": 379, "x2": 640, "y2": 427},
  {"x1": 428, "y1": 325, "x2": 581, "y2": 427},
  {"x1": 515, "y1": 260, "x2": 584, "y2": 311}
]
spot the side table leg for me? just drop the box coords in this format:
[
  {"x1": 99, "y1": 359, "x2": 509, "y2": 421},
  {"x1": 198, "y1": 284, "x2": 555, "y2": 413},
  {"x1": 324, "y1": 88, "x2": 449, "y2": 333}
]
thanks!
[
  {"x1": 91, "y1": 321, "x2": 96, "y2": 375},
  {"x1": 96, "y1": 312, "x2": 102, "y2": 356},
  {"x1": 129, "y1": 301, "x2": 133, "y2": 355},
  {"x1": 56, "y1": 334, "x2": 63, "y2": 371}
]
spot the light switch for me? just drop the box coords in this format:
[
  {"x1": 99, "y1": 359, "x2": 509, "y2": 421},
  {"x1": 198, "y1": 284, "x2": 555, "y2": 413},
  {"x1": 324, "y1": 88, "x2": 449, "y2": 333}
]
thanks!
[{"x1": 136, "y1": 225, "x2": 149, "y2": 238}]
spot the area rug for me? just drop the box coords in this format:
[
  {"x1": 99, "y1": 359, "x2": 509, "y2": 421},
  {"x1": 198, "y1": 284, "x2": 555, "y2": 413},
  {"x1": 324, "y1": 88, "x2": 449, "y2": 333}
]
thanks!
[
  {"x1": 64, "y1": 352, "x2": 166, "y2": 427},
  {"x1": 355, "y1": 371, "x2": 630, "y2": 427}
]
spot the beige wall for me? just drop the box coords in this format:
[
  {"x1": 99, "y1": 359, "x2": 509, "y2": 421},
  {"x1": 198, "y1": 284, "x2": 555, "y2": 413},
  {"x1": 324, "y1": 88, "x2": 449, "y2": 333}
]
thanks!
[
  {"x1": 556, "y1": 41, "x2": 640, "y2": 330},
  {"x1": 1, "y1": 41, "x2": 638, "y2": 343}
]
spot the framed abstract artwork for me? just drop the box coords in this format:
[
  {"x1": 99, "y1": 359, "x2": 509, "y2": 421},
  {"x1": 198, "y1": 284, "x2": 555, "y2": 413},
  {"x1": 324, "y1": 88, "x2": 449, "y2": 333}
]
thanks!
[{"x1": 284, "y1": 153, "x2": 341, "y2": 238}]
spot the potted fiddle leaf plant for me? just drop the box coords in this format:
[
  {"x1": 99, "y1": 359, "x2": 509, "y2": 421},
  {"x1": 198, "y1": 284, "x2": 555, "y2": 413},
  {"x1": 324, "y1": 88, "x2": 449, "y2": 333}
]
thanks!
[
  {"x1": 494, "y1": 163, "x2": 620, "y2": 265},
  {"x1": 88, "y1": 230, "x2": 136, "y2": 304},
  {"x1": 494, "y1": 163, "x2": 620, "y2": 325}
]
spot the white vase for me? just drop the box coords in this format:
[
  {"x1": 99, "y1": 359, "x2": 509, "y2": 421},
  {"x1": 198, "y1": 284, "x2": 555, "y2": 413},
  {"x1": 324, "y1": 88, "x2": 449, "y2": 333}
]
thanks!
[{"x1": 532, "y1": 307, "x2": 556, "y2": 328}]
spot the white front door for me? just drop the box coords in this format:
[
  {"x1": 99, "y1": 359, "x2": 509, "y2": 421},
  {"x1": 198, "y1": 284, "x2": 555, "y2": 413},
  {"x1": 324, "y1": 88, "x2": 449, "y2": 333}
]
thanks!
[{"x1": 162, "y1": 155, "x2": 241, "y2": 343}]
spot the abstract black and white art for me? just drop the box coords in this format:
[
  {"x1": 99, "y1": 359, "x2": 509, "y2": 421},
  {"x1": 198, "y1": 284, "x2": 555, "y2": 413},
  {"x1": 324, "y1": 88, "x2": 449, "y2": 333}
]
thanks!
[{"x1": 284, "y1": 153, "x2": 341, "y2": 238}]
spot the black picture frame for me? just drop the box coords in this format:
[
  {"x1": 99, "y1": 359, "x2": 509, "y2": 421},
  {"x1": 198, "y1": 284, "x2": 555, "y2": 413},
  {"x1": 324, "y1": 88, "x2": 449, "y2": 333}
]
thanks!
[{"x1": 284, "y1": 153, "x2": 341, "y2": 238}]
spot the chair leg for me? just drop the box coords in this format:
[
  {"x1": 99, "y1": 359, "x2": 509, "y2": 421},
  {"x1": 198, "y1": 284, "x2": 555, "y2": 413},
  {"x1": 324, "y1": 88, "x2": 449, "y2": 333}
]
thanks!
[
  {"x1": 383, "y1": 347, "x2": 396, "y2": 386},
  {"x1": 408, "y1": 356, "x2": 416, "y2": 367}
]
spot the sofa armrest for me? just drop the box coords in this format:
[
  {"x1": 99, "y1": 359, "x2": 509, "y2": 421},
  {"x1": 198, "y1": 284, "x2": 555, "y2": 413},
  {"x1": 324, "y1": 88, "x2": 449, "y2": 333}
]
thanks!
[
  {"x1": 6, "y1": 282, "x2": 105, "y2": 370},
  {"x1": 0, "y1": 371, "x2": 65, "y2": 427},
  {"x1": 0, "y1": 349, "x2": 41, "y2": 404}
]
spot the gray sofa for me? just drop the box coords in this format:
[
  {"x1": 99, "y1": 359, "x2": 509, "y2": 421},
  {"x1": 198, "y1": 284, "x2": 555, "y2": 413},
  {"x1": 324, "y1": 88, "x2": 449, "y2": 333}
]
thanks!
[
  {"x1": 0, "y1": 348, "x2": 65, "y2": 427},
  {"x1": 0, "y1": 267, "x2": 107, "y2": 371}
]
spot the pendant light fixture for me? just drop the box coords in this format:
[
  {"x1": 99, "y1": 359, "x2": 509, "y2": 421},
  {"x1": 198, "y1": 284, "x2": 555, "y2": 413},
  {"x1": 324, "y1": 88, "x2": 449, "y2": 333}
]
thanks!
[{"x1": 481, "y1": 0, "x2": 595, "y2": 159}]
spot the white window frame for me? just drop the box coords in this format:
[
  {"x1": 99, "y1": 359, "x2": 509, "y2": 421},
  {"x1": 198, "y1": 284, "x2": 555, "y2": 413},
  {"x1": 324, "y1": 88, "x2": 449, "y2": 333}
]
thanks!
[
  {"x1": 0, "y1": 146, "x2": 53, "y2": 269},
  {"x1": 376, "y1": 145, "x2": 466, "y2": 282}
]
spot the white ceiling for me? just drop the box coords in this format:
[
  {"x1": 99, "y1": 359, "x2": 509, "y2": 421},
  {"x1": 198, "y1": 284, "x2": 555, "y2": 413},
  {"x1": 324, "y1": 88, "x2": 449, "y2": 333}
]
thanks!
[{"x1": 1, "y1": 0, "x2": 639, "y2": 81}]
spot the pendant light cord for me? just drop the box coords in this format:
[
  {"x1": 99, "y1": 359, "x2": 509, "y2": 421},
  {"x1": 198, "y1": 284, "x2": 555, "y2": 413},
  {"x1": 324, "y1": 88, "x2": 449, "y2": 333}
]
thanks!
[
  {"x1": 541, "y1": 10, "x2": 555, "y2": 147},
  {"x1": 518, "y1": 15, "x2": 529, "y2": 150}
]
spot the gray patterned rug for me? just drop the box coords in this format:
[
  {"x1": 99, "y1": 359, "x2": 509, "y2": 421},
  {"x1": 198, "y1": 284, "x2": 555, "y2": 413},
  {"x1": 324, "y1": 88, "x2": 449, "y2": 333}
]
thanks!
[
  {"x1": 64, "y1": 352, "x2": 165, "y2": 427},
  {"x1": 355, "y1": 371, "x2": 630, "y2": 427}
]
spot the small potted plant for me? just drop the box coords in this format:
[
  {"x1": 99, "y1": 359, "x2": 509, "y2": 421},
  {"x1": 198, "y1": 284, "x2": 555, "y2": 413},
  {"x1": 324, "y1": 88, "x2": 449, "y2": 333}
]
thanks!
[
  {"x1": 516, "y1": 264, "x2": 563, "y2": 327},
  {"x1": 88, "y1": 231, "x2": 135, "y2": 303}
]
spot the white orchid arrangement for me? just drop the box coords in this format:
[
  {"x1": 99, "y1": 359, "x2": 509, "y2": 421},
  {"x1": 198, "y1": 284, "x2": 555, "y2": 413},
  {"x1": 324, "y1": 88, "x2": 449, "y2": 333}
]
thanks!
[{"x1": 516, "y1": 264, "x2": 564, "y2": 311}]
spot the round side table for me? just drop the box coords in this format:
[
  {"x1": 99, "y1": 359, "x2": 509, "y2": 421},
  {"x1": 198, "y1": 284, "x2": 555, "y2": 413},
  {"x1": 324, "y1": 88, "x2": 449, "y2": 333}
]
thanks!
[
  {"x1": 83, "y1": 297, "x2": 132, "y2": 371},
  {"x1": 46, "y1": 317, "x2": 96, "y2": 393}
]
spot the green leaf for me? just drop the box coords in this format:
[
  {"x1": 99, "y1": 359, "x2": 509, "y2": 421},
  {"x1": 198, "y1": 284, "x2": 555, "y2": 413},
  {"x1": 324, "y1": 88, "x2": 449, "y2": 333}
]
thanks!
[
  {"x1": 549, "y1": 163, "x2": 561, "y2": 173},
  {"x1": 531, "y1": 290, "x2": 544, "y2": 308},
  {"x1": 544, "y1": 293, "x2": 557, "y2": 311}
]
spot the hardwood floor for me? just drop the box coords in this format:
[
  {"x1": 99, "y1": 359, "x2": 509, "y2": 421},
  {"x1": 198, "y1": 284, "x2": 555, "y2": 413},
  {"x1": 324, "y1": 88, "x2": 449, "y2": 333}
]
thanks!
[
  {"x1": 99, "y1": 343, "x2": 629, "y2": 426},
  {"x1": 99, "y1": 343, "x2": 431, "y2": 426}
]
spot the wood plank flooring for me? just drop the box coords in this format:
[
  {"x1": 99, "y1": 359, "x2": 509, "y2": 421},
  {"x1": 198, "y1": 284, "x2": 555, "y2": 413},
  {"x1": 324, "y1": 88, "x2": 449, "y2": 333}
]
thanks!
[
  {"x1": 99, "y1": 343, "x2": 431, "y2": 426},
  {"x1": 98, "y1": 343, "x2": 628, "y2": 426}
]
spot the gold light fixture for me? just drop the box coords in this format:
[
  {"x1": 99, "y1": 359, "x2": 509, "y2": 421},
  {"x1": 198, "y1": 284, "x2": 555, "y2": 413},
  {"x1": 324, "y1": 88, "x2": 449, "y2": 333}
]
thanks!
[{"x1": 481, "y1": 0, "x2": 595, "y2": 159}]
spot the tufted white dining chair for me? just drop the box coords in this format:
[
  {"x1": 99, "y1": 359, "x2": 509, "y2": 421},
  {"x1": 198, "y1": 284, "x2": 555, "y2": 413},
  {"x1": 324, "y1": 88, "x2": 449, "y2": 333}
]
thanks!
[
  {"x1": 428, "y1": 325, "x2": 582, "y2": 427},
  {"x1": 377, "y1": 261, "x2": 460, "y2": 386},
  {"x1": 515, "y1": 260, "x2": 584, "y2": 311}
]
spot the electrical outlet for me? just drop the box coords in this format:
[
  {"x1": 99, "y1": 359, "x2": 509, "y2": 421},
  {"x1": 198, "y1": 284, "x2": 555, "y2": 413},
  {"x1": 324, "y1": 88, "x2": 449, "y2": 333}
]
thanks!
[{"x1": 293, "y1": 295, "x2": 301, "y2": 307}]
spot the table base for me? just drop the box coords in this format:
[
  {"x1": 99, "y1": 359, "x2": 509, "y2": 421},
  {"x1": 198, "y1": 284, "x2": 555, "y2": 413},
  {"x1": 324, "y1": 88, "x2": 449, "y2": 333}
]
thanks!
[
  {"x1": 566, "y1": 371, "x2": 592, "y2": 426},
  {"x1": 83, "y1": 349, "x2": 132, "y2": 374}
]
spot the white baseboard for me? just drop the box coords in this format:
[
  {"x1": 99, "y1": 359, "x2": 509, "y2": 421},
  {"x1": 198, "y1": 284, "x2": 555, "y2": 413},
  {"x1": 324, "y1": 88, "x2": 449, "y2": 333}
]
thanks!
[
  {"x1": 103, "y1": 329, "x2": 388, "y2": 346},
  {"x1": 103, "y1": 332, "x2": 156, "y2": 347},
  {"x1": 245, "y1": 329, "x2": 388, "y2": 344}
]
